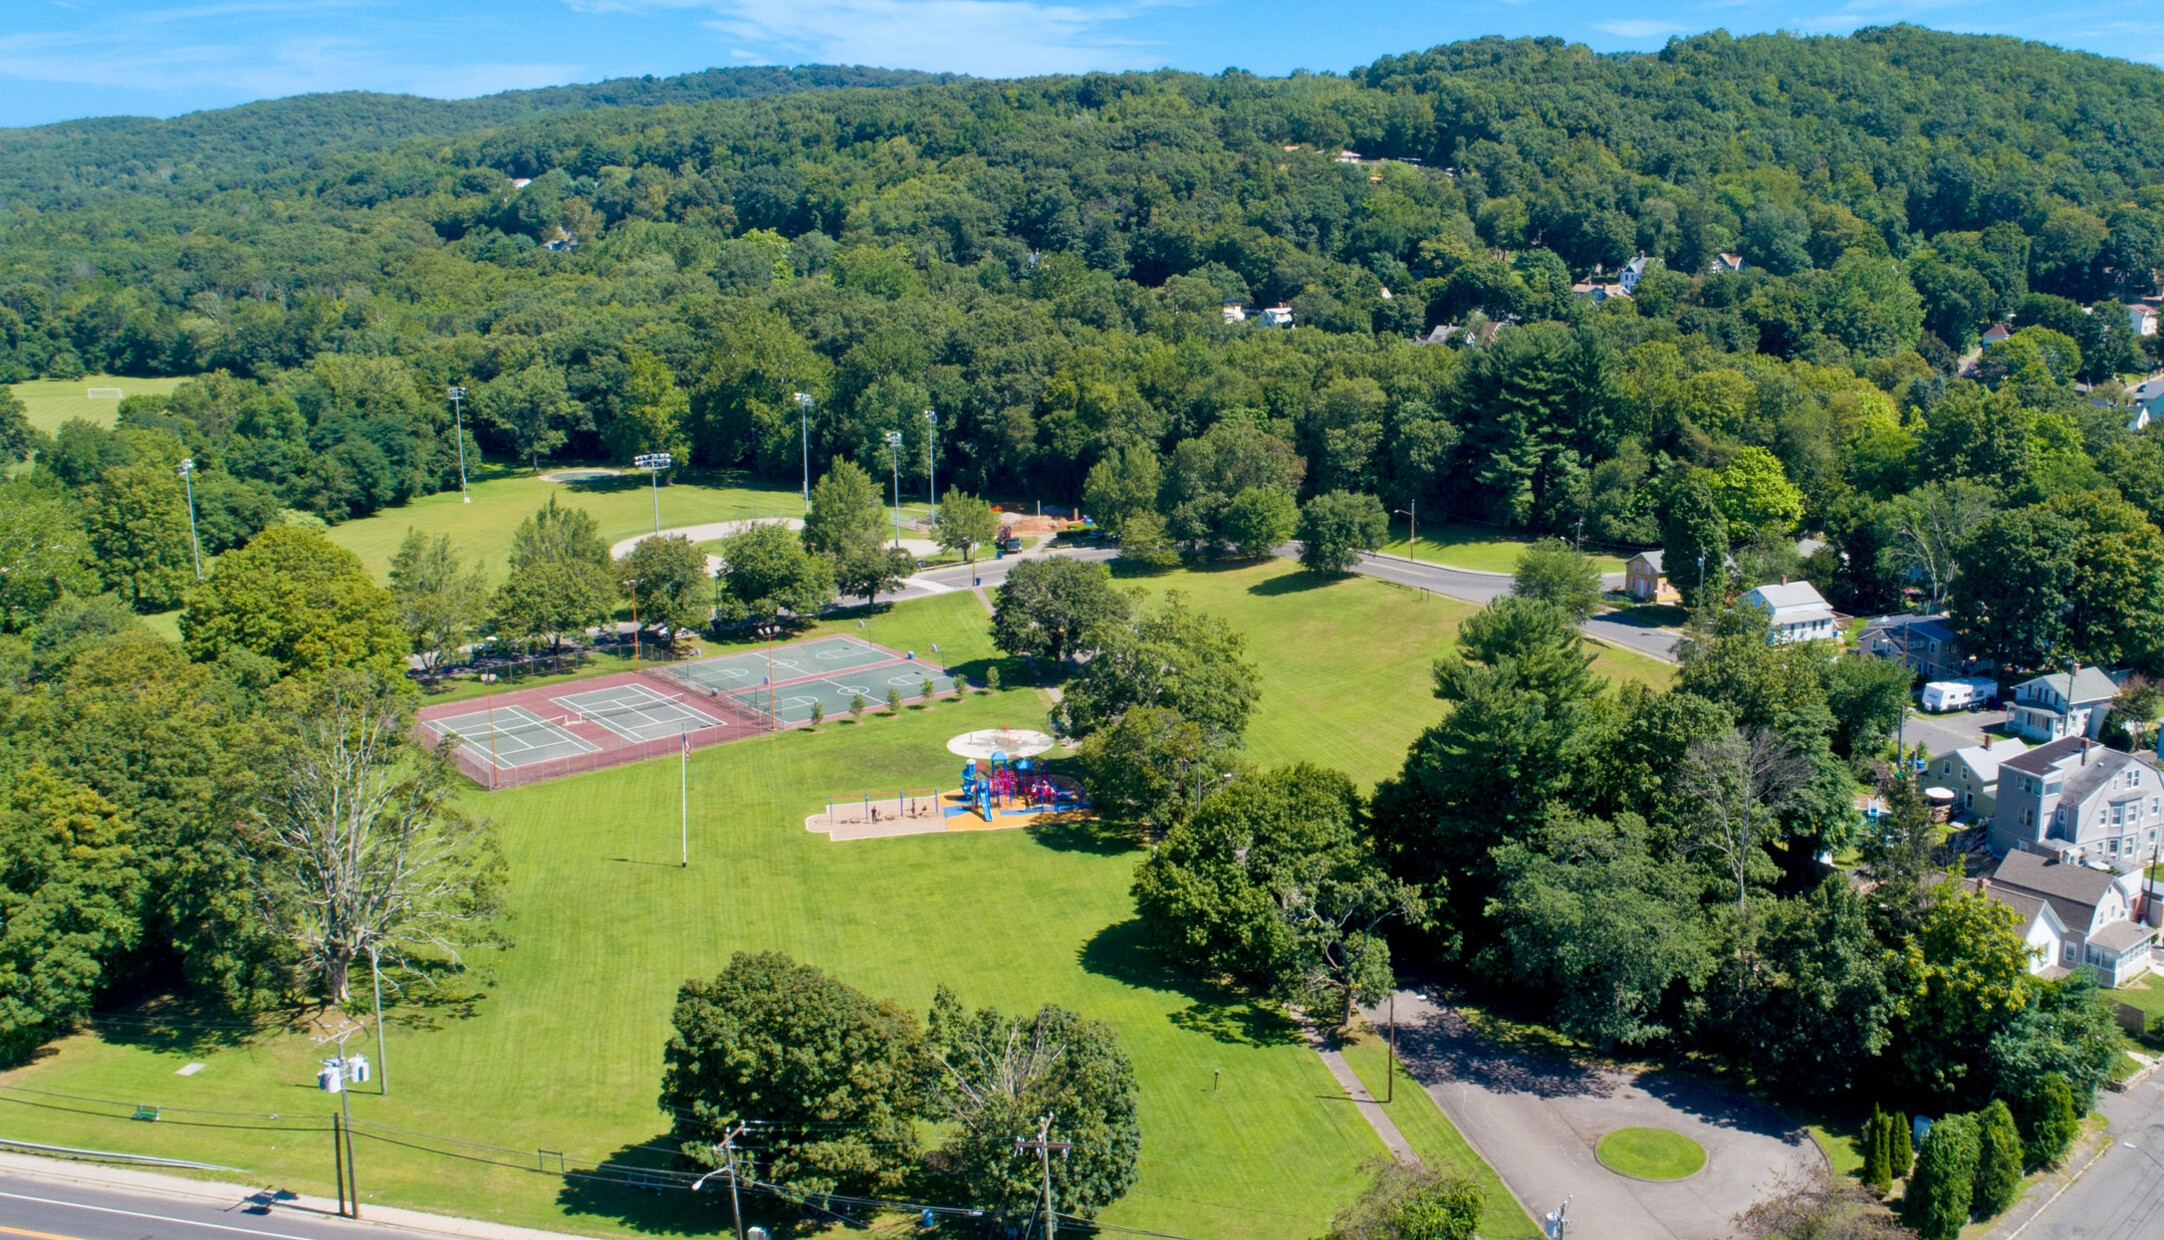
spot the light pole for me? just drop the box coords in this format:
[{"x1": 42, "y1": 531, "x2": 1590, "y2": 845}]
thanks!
[
  {"x1": 622, "y1": 578, "x2": 642, "y2": 670},
  {"x1": 634, "y1": 452, "x2": 672, "y2": 535},
  {"x1": 923, "y1": 408, "x2": 937, "y2": 508},
  {"x1": 446, "y1": 386, "x2": 470, "y2": 503},
  {"x1": 883, "y1": 430, "x2": 904, "y2": 548},
  {"x1": 176, "y1": 458, "x2": 204, "y2": 581},
  {"x1": 1394, "y1": 499, "x2": 1417, "y2": 564},
  {"x1": 793, "y1": 392, "x2": 814, "y2": 510}
]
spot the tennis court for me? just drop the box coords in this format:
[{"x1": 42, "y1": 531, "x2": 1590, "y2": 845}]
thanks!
[
  {"x1": 660, "y1": 635, "x2": 917, "y2": 696},
  {"x1": 729, "y1": 666, "x2": 961, "y2": 725},
  {"x1": 422, "y1": 705, "x2": 597, "y2": 770},
  {"x1": 552, "y1": 683, "x2": 729, "y2": 742}
]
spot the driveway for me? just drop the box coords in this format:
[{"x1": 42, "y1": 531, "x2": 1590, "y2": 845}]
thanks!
[
  {"x1": 1896, "y1": 705, "x2": 2011, "y2": 763},
  {"x1": 1374, "y1": 992, "x2": 1819, "y2": 1240}
]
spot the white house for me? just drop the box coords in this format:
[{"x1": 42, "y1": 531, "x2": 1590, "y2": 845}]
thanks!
[
  {"x1": 1257, "y1": 305, "x2": 1294, "y2": 328},
  {"x1": 1929, "y1": 735, "x2": 2029, "y2": 819},
  {"x1": 1976, "y1": 851, "x2": 2155, "y2": 987},
  {"x1": 1221, "y1": 305, "x2": 1247, "y2": 325},
  {"x1": 2008, "y1": 665, "x2": 2119, "y2": 743},
  {"x1": 2131, "y1": 303, "x2": 2159, "y2": 337},
  {"x1": 1740, "y1": 581, "x2": 1838, "y2": 644},
  {"x1": 1618, "y1": 255, "x2": 1652, "y2": 293},
  {"x1": 1710, "y1": 253, "x2": 1747, "y2": 275},
  {"x1": 2131, "y1": 376, "x2": 2164, "y2": 429}
]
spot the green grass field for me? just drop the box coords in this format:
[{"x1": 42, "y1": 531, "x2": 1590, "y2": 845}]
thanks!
[
  {"x1": 10, "y1": 374, "x2": 190, "y2": 434},
  {"x1": 1337, "y1": 1032, "x2": 1543, "y2": 1239},
  {"x1": 1376, "y1": 520, "x2": 1629, "y2": 576},
  {"x1": 1595, "y1": 1127, "x2": 1707, "y2": 1180},
  {"x1": 3, "y1": 559, "x2": 1671, "y2": 1236},
  {"x1": 325, "y1": 470, "x2": 803, "y2": 585}
]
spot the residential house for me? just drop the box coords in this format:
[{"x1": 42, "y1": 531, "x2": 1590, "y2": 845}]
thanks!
[
  {"x1": 1858, "y1": 613, "x2": 1965, "y2": 680},
  {"x1": 1335, "y1": 150, "x2": 1363, "y2": 164},
  {"x1": 1929, "y1": 735, "x2": 2029, "y2": 819},
  {"x1": 1623, "y1": 550, "x2": 1677, "y2": 603},
  {"x1": 2131, "y1": 303, "x2": 2159, "y2": 336},
  {"x1": 2131, "y1": 376, "x2": 2164, "y2": 428},
  {"x1": 2008, "y1": 665, "x2": 2119, "y2": 743},
  {"x1": 1570, "y1": 280, "x2": 1632, "y2": 305},
  {"x1": 1990, "y1": 736, "x2": 2162, "y2": 871},
  {"x1": 1256, "y1": 305, "x2": 1294, "y2": 328},
  {"x1": 1739, "y1": 581, "x2": 1838, "y2": 644},
  {"x1": 1710, "y1": 253, "x2": 1747, "y2": 275},
  {"x1": 1618, "y1": 255, "x2": 1651, "y2": 293},
  {"x1": 1221, "y1": 305, "x2": 1247, "y2": 325},
  {"x1": 1975, "y1": 851, "x2": 2155, "y2": 987},
  {"x1": 1982, "y1": 322, "x2": 2014, "y2": 346}
]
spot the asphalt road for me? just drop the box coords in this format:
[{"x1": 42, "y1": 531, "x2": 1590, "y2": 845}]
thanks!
[
  {"x1": 1894, "y1": 705, "x2": 2011, "y2": 762},
  {"x1": 1346, "y1": 552, "x2": 1682, "y2": 662},
  {"x1": 2013, "y1": 1076, "x2": 2164, "y2": 1240},
  {"x1": 0, "y1": 1173, "x2": 438, "y2": 1240}
]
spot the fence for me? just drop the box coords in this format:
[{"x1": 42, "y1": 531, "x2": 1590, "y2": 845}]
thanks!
[{"x1": 416, "y1": 670, "x2": 775, "y2": 791}]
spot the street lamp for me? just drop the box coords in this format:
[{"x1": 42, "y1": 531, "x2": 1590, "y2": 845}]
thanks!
[
  {"x1": 446, "y1": 386, "x2": 471, "y2": 503},
  {"x1": 1394, "y1": 498, "x2": 1417, "y2": 565},
  {"x1": 923, "y1": 408, "x2": 938, "y2": 507},
  {"x1": 176, "y1": 458, "x2": 204, "y2": 581},
  {"x1": 634, "y1": 452, "x2": 672, "y2": 535},
  {"x1": 883, "y1": 430, "x2": 904, "y2": 548},
  {"x1": 793, "y1": 392, "x2": 815, "y2": 510}
]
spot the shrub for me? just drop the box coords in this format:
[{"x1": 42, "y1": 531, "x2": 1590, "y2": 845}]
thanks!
[
  {"x1": 1901, "y1": 1113, "x2": 1979, "y2": 1240},
  {"x1": 1972, "y1": 1100, "x2": 2024, "y2": 1217},
  {"x1": 2016, "y1": 1072, "x2": 2078, "y2": 1168}
]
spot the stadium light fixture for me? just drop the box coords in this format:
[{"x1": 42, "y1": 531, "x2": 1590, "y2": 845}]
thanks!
[
  {"x1": 883, "y1": 431, "x2": 904, "y2": 547},
  {"x1": 447, "y1": 386, "x2": 471, "y2": 503},
  {"x1": 793, "y1": 392, "x2": 814, "y2": 510},
  {"x1": 634, "y1": 452, "x2": 673, "y2": 535},
  {"x1": 176, "y1": 458, "x2": 204, "y2": 581}
]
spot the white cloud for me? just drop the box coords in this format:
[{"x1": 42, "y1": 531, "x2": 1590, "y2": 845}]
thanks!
[{"x1": 1594, "y1": 19, "x2": 1687, "y2": 38}]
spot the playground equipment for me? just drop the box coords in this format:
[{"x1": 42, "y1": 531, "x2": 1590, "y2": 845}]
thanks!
[{"x1": 959, "y1": 753, "x2": 1085, "y2": 821}]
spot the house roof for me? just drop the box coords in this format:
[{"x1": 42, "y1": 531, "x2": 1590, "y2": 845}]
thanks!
[
  {"x1": 2056, "y1": 746, "x2": 2134, "y2": 810},
  {"x1": 1633, "y1": 549, "x2": 1663, "y2": 571},
  {"x1": 2000, "y1": 736, "x2": 2094, "y2": 777},
  {"x1": 1862, "y1": 613, "x2": 1958, "y2": 644},
  {"x1": 1990, "y1": 851, "x2": 2114, "y2": 930},
  {"x1": 1742, "y1": 581, "x2": 1830, "y2": 611},
  {"x1": 2016, "y1": 666, "x2": 2120, "y2": 705},
  {"x1": 1947, "y1": 738, "x2": 2029, "y2": 784},
  {"x1": 2089, "y1": 920, "x2": 2156, "y2": 952},
  {"x1": 1979, "y1": 885, "x2": 2062, "y2": 935}
]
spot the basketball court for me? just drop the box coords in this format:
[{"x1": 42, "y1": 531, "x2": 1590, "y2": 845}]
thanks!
[
  {"x1": 654, "y1": 634, "x2": 957, "y2": 725},
  {"x1": 422, "y1": 705, "x2": 598, "y2": 771},
  {"x1": 552, "y1": 683, "x2": 728, "y2": 742}
]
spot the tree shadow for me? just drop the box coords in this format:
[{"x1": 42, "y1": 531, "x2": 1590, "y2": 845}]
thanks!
[
  {"x1": 1629, "y1": 1072, "x2": 1815, "y2": 1146},
  {"x1": 1248, "y1": 570, "x2": 1339, "y2": 596},
  {"x1": 1386, "y1": 1003, "x2": 1614, "y2": 1100},
  {"x1": 553, "y1": 1134, "x2": 835, "y2": 1237},
  {"x1": 1024, "y1": 816, "x2": 1138, "y2": 857},
  {"x1": 77, "y1": 993, "x2": 267, "y2": 1057},
  {"x1": 1167, "y1": 999, "x2": 1302, "y2": 1048},
  {"x1": 1079, "y1": 921, "x2": 1301, "y2": 1049}
]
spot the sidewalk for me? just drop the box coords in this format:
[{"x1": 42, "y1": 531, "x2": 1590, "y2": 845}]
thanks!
[
  {"x1": 1292, "y1": 1014, "x2": 1422, "y2": 1168},
  {"x1": 0, "y1": 1150, "x2": 605, "y2": 1240}
]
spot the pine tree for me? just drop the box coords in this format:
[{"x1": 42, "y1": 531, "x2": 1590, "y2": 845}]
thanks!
[
  {"x1": 2017, "y1": 1073, "x2": 2079, "y2": 1169},
  {"x1": 1973, "y1": 1100, "x2": 2024, "y2": 1217},
  {"x1": 1902, "y1": 1113, "x2": 1979, "y2": 1240},
  {"x1": 1892, "y1": 1110, "x2": 1914, "y2": 1180}
]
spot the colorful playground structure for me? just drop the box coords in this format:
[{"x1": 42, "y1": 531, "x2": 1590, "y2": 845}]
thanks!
[{"x1": 804, "y1": 741, "x2": 1089, "y2": 842}]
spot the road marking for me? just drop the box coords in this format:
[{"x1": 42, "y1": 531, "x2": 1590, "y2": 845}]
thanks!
[{"x1": 0, "y1": 1192, "x2": 321, "y2": 1240}]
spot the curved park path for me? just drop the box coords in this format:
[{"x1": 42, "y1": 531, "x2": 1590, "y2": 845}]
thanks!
[{"x1": 1370, "y1": 991, "x2": 1819, "y2": 1240}]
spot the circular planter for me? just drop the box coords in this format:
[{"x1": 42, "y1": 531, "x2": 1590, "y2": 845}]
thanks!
[{"x1": 1596, "y1": 1127, "x2": 1708, "y2": 1181}]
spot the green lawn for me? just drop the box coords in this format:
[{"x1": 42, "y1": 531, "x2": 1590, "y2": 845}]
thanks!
[
  {"x1": 324, "y1": 469, "x2": 802, "y2": 585},
  {"x1": 1375, "y1": 520, "x2": 1629, "y2": 576},
  {"x1": 4, "y1": 558, "x2": 1656, "y2": 1236},
  {"x1": 10, "y1": 373, "x2": 190, "y2": 434},
  {"x1": 1337, "y1": 1031, "x2": 1543, "y2": 1239},
  {"x1": 1595, "y1": 1127, "x2": 1707, "y2": 1180}
]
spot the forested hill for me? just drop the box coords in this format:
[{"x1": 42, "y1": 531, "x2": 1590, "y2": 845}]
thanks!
[
  {"x1": 0, "y1": 65, "x2": 949, "y2": 200},
  {"x1": 5, "y1": 24, "x2": 2164, "y2": 679}
]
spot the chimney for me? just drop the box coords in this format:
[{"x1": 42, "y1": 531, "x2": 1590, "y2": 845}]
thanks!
[
  {"x1": 1982, "y1": 734, "x2": 1993, "y2": 751},
  {"x1": 2082, "y1": 737, "x2": 2092, "y2": 765}
]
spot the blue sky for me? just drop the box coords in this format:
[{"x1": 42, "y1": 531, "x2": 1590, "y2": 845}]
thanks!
[{"x1": 4, "y1": 0, "x2": 2163, "y2": 129}]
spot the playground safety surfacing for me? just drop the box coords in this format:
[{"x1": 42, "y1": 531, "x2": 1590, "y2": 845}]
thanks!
[{"x1": 806, "y1": 789, "x2": 1088, "y2": 842}]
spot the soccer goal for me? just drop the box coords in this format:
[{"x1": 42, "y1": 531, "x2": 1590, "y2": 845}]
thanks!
[{"x1": 86, "y1": 387, "x2": 124, "y2": 399}]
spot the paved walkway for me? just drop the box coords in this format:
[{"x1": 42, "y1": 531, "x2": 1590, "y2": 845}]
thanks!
[
  {"x1": 1294, "y1": 1019, "x2": 1423, "y2": 1168},
  {"x1": 1372, "y1": 991, "x2": 1818, "y2": 1240}
]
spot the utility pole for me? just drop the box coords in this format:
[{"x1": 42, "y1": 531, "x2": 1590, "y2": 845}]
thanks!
[
  {"x1": 1385, "y1": 992, "x2": 1396, "y2": 1104},
  {"x1": 1016, "y1": 1114, "x2": 1072, "y2": 1240},
  {"x1": 635, "y1": 452, "x2": 672, "y2": 535},
  {"x1": 622, "y1": 579, "x2": 642, "y2": 671},
  {"x1": 446, "y1": 386, "x2": 470, "y2": 502},
  {"x1": 368, "y1": 944, "x2": 388, "y2": 1096},
  {"x1": 693, "y1": 1124, "x2": 750, "y2": 1240},
  {"x1": 883, "y1": 430, "x2": 904, "y2": 548},
  {"x1": 176, "y1": 458, "x2": 204, "y2": 581},
  {"x1": 794, "y1": 392, "x2": 814, "y2": 510}
]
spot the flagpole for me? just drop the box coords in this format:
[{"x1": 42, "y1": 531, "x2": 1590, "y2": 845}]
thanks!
[{"x1": 680, "y1": 732, "x2": 689, "y2": 868}]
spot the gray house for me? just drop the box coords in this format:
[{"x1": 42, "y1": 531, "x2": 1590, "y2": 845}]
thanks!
[
  {"x1": 1975, "y1": 851, "x2": 2155, "y2": 987},
  {"x1": 1858, "y1": 613, "x2": 1964, "y2": 681},
  {"x1": 1990, "y1": 736, "x2": 2163, "y2": 869},
  {"x1": 2008, "y1": 665, "x2": 2119, "y2": 743}
]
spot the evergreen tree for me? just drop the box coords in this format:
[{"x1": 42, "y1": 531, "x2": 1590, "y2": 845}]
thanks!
[
  {"x1": 2015, "y1": 1073, "x2": 2078, "y2": 1169},
  {"x1": 1902, "y1": 1113, "x2": 1979, "y2": 1240},
  {"x1": 1863, "y1": 1109, "x2": 1892, "y2": 1194},
  {"x1": 1972, "y1": 1100, "x2": 2025, "y2": 1217},
  {"x1": 1892, "y1": 1111, "x2": 1914, "y2": 1181}
]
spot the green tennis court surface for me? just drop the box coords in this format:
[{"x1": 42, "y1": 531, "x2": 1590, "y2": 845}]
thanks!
[
  {"x1": 552, "y1": 683, "x2": 729, "y2": 742},
  {"x1": 731, "y1": 666, "x2": 960, "y2": 724},
  {"x1": 422, "y1": 705, "x2": 596, "y2": 770}
]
